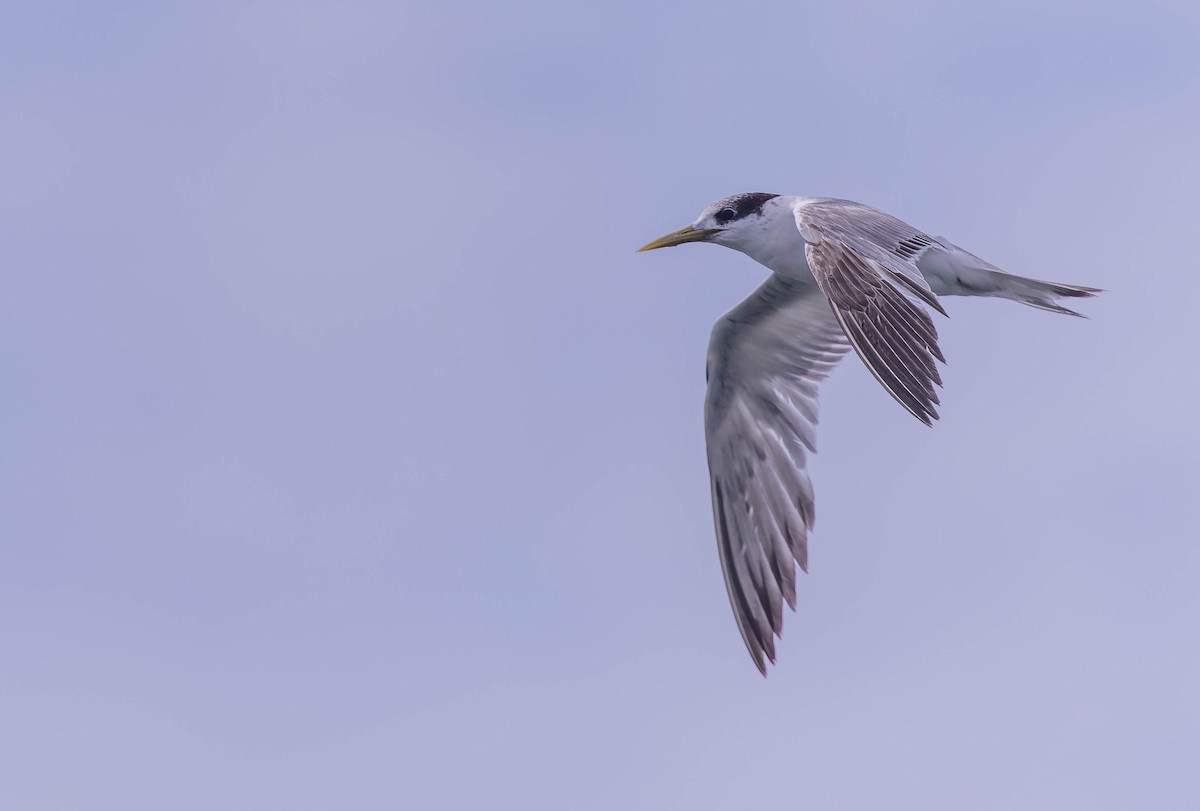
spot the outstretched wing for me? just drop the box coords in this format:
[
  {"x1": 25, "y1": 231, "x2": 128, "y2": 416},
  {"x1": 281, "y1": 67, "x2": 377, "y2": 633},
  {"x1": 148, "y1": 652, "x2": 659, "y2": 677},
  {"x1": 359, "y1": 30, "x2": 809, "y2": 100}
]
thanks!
[
  {"x1": 795, "y1": 199, "x2": 948, "y2": 425},
  {"x1": 705, "y1": 274, "x2": 852, "y2": 673}
]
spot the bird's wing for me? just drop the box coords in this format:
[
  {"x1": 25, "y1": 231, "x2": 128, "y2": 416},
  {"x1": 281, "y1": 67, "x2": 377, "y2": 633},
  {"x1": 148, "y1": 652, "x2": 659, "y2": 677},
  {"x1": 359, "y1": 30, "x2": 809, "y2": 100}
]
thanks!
[
  {"x1": 794, "y1": 198, "x2": 949, "y2": 425},
  {"x1": 705, "y1": 274, "x2": 852, "y2": 673}
]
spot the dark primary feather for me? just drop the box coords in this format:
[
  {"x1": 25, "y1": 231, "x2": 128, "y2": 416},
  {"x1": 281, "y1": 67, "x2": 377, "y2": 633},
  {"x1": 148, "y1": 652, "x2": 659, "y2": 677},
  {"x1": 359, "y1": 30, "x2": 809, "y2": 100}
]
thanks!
[
  {"x1": 807, "y1": 239, "x2": 945, "y2": 424},
  {"x1": 795, "y1": 202, "x2": 949, "y2": 425}
]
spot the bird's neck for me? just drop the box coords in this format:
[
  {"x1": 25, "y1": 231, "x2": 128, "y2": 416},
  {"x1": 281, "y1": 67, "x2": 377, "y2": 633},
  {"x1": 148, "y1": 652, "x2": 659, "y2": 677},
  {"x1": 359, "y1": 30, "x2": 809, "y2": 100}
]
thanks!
[{"x1": 734, "y1": 197, "x2": 816, "y2": 282}]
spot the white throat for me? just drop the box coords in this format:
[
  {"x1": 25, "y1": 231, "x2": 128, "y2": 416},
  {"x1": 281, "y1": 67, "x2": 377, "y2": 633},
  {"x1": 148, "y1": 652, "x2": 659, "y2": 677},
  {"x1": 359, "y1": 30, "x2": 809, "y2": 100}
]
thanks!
[{"x1": 712, "y1": 196, "x2": 816, "y2": 282}]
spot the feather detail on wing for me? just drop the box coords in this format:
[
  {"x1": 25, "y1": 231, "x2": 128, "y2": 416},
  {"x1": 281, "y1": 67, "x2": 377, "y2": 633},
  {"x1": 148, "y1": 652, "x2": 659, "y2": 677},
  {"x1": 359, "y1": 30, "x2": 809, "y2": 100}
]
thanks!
[
  {"x1": 705, "y1": 275, "x2": 851, "y2": 673},
  {"x1": 795, "y1": 201, "x2": 948, "y2": 425}
]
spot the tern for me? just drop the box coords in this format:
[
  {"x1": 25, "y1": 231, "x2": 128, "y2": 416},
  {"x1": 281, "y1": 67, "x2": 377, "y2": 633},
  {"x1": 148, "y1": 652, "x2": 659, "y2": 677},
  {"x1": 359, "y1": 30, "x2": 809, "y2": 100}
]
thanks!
[{"x1": 639, "y1": 193, "x2": 1098, "y2": 673}]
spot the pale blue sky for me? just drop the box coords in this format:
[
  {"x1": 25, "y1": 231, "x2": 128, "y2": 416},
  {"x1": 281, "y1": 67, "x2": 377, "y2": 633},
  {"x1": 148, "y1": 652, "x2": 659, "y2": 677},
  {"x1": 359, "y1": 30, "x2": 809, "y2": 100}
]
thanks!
[{"x1": 2, "y1": 1, "x2": 1198, "y2": 809}]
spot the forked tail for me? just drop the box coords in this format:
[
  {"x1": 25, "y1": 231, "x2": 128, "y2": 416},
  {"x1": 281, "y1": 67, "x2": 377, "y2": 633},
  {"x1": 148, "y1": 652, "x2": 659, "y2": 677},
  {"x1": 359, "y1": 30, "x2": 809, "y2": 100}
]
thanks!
[
  {"x1": 920, "y1": 240, "x2": 1103, "y2": 316},
  {"x1": 996, "y1": 274, "x2": 1102, "y2": 317}
]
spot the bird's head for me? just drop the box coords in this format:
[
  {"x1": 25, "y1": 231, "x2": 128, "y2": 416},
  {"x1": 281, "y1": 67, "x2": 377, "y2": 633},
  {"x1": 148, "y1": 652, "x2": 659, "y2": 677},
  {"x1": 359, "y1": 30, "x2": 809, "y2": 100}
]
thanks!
[{"x1": 638, "y1": 193, "x2": 781, "y2": 254}]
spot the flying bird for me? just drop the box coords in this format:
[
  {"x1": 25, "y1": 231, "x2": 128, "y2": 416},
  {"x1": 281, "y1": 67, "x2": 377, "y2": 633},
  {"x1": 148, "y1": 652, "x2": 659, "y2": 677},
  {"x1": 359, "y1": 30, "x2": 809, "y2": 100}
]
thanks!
[{"x1": 639, "y1": 193, "x2": 1099, "y2": 674}]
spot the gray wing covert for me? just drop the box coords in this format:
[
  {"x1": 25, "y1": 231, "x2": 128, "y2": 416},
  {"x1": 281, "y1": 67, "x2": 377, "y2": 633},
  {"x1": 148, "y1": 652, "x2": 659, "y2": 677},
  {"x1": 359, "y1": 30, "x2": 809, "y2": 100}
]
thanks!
[{"x1": 705, "y1": 274, "x2": 852, "y2": 673}]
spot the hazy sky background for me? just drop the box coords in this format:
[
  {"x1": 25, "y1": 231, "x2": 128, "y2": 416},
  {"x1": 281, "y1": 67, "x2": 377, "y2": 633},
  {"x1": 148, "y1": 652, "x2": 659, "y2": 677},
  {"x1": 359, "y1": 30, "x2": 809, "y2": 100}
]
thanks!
[{"x1": 3, "y1": 1, "x2": 1199, "y2": 808}]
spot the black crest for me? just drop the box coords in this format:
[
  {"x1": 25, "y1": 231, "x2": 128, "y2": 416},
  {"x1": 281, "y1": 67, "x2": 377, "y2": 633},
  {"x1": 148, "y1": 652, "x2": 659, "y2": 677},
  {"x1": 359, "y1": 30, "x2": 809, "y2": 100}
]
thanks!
[{"x1": 714, "y1": 192, "x2": 779, "y2": 224}]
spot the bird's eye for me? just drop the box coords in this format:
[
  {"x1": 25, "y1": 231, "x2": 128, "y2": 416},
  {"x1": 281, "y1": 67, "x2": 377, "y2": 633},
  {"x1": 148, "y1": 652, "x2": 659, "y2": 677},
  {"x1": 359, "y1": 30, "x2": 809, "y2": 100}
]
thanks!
[{"x1": 715, "y1": 207, "x2": 737, "y2": 224}]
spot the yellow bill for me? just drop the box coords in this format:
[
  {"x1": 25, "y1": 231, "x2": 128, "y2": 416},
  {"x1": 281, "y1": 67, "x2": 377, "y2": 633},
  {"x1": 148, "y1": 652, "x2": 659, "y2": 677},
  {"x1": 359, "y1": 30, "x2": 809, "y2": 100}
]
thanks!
[{"x1": 637, "y1": 225, "x2": 719, "y2": 252}]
